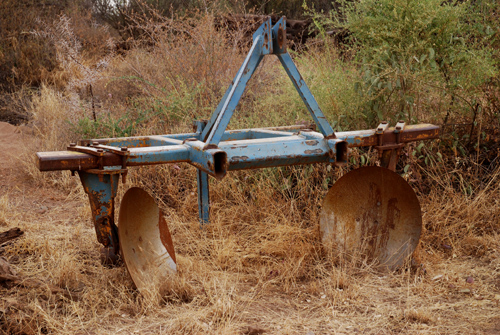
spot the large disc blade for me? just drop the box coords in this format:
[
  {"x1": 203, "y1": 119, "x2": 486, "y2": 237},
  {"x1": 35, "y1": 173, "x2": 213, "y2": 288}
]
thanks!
[
  {"x1": 119, "y1": 187, "x2": 176, "y2": 294},
  {"x1": 320, "y1": 166, "x2": 422, "y2": 270}
]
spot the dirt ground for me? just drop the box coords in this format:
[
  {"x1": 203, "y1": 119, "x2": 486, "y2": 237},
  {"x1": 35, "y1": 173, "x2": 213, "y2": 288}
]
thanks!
[{"x1": 1, "y1": 121, "x2": 500, "y2": 334}]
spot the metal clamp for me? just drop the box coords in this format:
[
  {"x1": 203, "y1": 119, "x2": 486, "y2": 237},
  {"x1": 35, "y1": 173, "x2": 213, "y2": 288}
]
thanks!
[
  {"x1": 67, "y1": 142, "x2": 129, "y2": 183},
  {"x1": 374, "y1": 121, "x2": 406, "y2": 171}
]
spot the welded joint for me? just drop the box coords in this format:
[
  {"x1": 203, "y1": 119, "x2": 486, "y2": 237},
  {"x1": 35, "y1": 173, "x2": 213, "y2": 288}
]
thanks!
[
  {"x1": 85, "y1": 168, "x2": 128, "y2": 184},
  {"x1": 182, "y1": 140, "x2": 228, "y2": 179}
]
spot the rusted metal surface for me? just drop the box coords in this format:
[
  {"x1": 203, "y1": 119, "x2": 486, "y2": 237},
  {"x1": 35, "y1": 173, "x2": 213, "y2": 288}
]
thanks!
[
  {"x1": 36, "y1": 151, "x2": 122, "y2": 171},
  {"x1": 77, "y1": 171, "x2": 120, "y2": 255},
  {"x1": 319, "y1": 166, "x2": 422, "y2": 270},
  {"x1": 373, "y1": 121, "x2": 406, "y2": 171},
  {"x1": 118, "y1": 187, "x2": 176, "y2": 293},
  {"x1": 337, "y1": 124, "x2": 440, "y2": 147}
]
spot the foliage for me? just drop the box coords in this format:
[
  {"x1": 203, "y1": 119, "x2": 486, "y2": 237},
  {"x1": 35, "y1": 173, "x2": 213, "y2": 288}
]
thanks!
[
  {"x1": 270, "y1": 47, "x2": 366, "y2": 131},
  {"x1": 312, "y1": 0, "x2": 498, "y2": 126}
]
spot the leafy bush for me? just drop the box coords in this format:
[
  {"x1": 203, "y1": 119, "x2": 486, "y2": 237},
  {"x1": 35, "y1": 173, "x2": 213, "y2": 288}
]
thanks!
[{"x1": 313, "y1": 0, "x2": 498, "y2": 127}]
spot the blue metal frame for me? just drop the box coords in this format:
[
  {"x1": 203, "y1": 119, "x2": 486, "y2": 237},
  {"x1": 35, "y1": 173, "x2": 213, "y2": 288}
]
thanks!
[
  {"x1": 201, "y1": 17, "x2": 335, "y2": 146},
  {"x1": 197, "y1": 170, "x2": 210, "y2": 225},
  {"x1": 78, "y1": 170, "x2": 120, "y2": 253},
  {"x1": 36, "y1": 17, "x2": 440, "y2": 245}
]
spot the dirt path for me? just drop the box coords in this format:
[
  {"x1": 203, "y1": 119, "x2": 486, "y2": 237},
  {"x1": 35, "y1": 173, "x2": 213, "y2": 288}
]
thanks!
[{"x1": 0, "y1": 122, "x2": 79, "y2": 215}]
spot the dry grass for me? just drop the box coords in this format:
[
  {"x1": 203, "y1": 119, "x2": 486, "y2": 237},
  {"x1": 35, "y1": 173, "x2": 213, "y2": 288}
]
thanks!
[
  {"x1": 1, "y1": 150, "x2": 499, "y2": 334},
  {"x1": 1, "y1": 9, "x2": 500, "y2": 335}
]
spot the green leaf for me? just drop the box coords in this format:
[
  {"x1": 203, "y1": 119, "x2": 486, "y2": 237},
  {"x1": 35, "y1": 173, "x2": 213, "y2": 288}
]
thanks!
[
  {"x1": 417, "y1": 142, "x2": 425, "y2": 153},
  {"x1": 429, "y1": 47, "x2": 435, "y2": 60}
]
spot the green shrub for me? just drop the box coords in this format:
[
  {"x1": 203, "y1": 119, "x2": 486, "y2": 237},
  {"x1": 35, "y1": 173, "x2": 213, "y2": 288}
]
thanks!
[{"x1": 311, "y1": 0, "x2": 498, "y2": 127}]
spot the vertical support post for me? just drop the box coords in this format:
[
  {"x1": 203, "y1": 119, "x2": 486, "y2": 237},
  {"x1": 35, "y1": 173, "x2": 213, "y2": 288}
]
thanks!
[
  {"x1": 197, "y1": 169, "x2": 210, "y2": 225},
  {"x1": 78, "y1": 171, "x2": 120, "y2": 263}
]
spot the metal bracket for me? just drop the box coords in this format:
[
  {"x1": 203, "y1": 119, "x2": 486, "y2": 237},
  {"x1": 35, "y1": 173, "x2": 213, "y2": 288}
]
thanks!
[
  {"x1": 68, "y1": 142, "x2": 129, "y2": 183},
  {"x1": 375, "y1": 121, "x2": 406, "y2": 171}
]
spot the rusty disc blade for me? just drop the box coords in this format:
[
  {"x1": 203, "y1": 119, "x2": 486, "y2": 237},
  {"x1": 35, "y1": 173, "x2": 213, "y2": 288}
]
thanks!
[
  {"x1": 320, "y1": 166, "x2": 422, "y2": 270},
  {"x1": 118, "y1": 187, "x2": 176, "y2": 294}
]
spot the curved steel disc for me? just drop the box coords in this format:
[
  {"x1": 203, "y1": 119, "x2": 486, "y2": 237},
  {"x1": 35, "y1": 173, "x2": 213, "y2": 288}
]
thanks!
[
  {"x1": 320, "y1": 166, "x2": 422, "y2": 270},
  {"x1": 118, "y1": 187, "x2": 176, "y2": 294}
]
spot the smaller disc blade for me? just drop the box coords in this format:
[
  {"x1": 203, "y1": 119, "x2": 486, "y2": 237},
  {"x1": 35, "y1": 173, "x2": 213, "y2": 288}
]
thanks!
[
  {"x1": 320, "y1": 166, "x2": 422, "y2": 270},
  {"x1": 119, "y1": 187, "x2": 176, "y2": 294}
]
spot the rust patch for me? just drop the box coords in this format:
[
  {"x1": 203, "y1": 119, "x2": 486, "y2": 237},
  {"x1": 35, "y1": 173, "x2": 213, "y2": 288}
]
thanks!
[
  {"x1": 278, "y1": 24, "x2": 285, "y2": 49},
  {"x1": 304, "y1": 149, "x2": 323, "y2": 155},
  {"x1": 305, "y1": 140, "x2": 319, "y2": 146},
  {"x1": 358, "y1": 182, "x2": 390, "y2": 255},
  {"x1": 386, "y1": 198, "x2": 400, "y2": 230},
  {"x1": 86, "y1": 190, "x2": 114, "y2": 247}
]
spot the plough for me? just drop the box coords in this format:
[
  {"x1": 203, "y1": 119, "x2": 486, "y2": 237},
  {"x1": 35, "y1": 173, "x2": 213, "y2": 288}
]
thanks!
[{"x1": 36, "y1": 17, "x2": 439, "y2": 293}]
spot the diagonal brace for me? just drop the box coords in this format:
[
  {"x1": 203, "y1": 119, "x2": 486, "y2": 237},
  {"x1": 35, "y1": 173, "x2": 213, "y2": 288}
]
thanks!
[{"x1": 202, "y1": 17, "x2": 336, "y2": 147}]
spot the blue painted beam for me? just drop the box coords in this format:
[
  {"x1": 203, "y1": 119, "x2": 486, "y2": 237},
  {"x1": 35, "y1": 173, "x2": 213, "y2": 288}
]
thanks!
[
  {"x1": 218, "y1": 135, "x2": 345, "y2": 170},
  {"x1": 197, "y1": 170, "x2": 210, "y2": 225},
  {"x1": 277, "y1": 53, "x2": 336, "y2": 138},
  {"x1": 203, "y1": 42, "x2": 264, "y2": 145}
]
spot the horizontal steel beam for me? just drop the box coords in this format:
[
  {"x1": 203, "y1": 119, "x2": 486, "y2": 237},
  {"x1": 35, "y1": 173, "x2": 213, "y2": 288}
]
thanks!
[
  {"x1": 38, "y1": 143, "x2": 228, "y2": 180},
  {"x1": 337, "y1": 124, "x2": 439, "y2": 147},
  {"x1": 37, "y1": 124, "x2": 439, "y2": 175}
]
